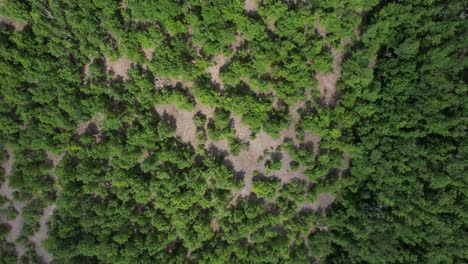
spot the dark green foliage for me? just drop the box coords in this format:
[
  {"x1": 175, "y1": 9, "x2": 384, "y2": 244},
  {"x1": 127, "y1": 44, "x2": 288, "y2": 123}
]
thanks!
[
  {"x1": 0, "y1": 0, "x2": 464, "y2": 263},
  {"x1": 0, "y1": 203, "x2": 17, "y2": 221},
  {"x1": 310, "y1": 0, "x2": 467, "y2": 263}
]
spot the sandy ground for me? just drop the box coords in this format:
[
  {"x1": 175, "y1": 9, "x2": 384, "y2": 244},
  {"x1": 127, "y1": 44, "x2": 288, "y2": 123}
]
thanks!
[
  {"x1": 298, "y1": 193, "x2": 335, "y2": 212},
  {"x1": 232, "y1": 32, "x2": 244, "y2": 53},
  {"x1": 304, "y1": 132, "x2": 321, "y2": 156},
  {"x1": 315, "y1": 22, "x2": 350, "y2": 105},
  {"x1": 244, "y1": 0, "x2": 258, "y2": 12},
  {"x1": 0, "y1": 17, "x2": 25, "y2": 30},
  {"x1": 142, "y1": 48, "x2": 155, "y2": 60},
  {"x1": 206, "y1": 31, "x2": 244, "y2": 89},
  {"x1": 232, "y1": 115, "x2": 252, "y2": 141},
  {"x1": 154, "y1": 100, "x2": 215, "y2": 147},
  {"x1": 207, "y1": 54, "x2": 228, "y2": 88},
  {"x1": 27, "y1": 150, "x2": 65, "y2": 263},
  {"x1": 75, "y1": 113, "x2": 105, "y2": 136},
  {"x1": 105, "y1": 56, "x2": 133, "y2": 81},
  {"x1": 29, "y1": 204, "x2": 56, "y2": 264},
  {"x1": 267, "y1": 20, "x2": 276, "y2": 32},
  {"x1": 210, "y1": 218, "x2": 220, "y2": 232},
  {"x1": 315, "y1": 18, "x2": 327, "y2": 38},
  {"x1": 155, "y1": 104, "x2": 199, "y2": 145},
  {"x1": 0, "y1": 147, "x2": 27, "y2": 259},
  {"x1": 83, "y1": 57, "x2": 95, "y2": 83}
]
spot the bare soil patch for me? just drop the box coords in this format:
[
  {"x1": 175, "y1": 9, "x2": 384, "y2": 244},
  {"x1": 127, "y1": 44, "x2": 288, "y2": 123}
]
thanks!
[
  {"x1": 142, "y1": 48, "x2": 155, "y2": 60},
  {"x1": 210, "y1": 218, "x2": 220, "y2": 233},
  {"x1": 298, "y1": 193, "x2": 335, "y2": 212},
  {"x1": 315, "y1": 18, "x2": 327, "y2": 38},
  {"x1": 207, "y1": 54, "x2": 227, "y2": 88},
  {"x1": 232, "y1": 115, "x2": 252, "y2": 141},
  {"x1": 105, "y1": 56, "x2": 133, "y2": 81},
  {"x1": 75, "y1": 113, "x2": 105, "y2": 136},
  {"x1": 315, "y1": 32, "x2": 350, "y2": 105},
  {"x1": 304, "y1": 132, "x2": 321, "y2": 156},
  {"x1": 232, "y1": 32, "x2": 244, "y2": 53},
  {"x1": 0, "y1": 17, "x2": 25, "y2": 30},
  {"x1": 155, "y1": 101, "x2": 215, "y2": 148},
  {"x1": 0, "y1": 147, "x2": 27, "y2": 259},
  {"x1": 29, "y1": 204, "x2": 56, "y2": 264},
  {"x1": 155, "y1": 104, "x2": 198, "y2": 145},
  {"x1": 267, "y1": 20, "x2": 276, "y2": 32},
  {"x1": 244, "y1": 0, "x2": 258, "y2": 12},
  {"x1": 83, "y1": 57, "x2": 95, "y2": 83}
]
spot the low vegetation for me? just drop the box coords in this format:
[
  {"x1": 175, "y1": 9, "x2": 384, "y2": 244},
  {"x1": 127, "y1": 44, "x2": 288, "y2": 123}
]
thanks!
[{"x1": 0, "y1": 0, "x2": 465, "y2": 263}]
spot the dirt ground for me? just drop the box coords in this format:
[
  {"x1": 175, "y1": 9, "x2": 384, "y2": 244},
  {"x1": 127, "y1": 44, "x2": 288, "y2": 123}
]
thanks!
[
  {"x1": 207, "y1": 54, "x2": 228, "y2": 88},
  {"x1": 0, "y1": 147, "x2": 27, "y2": 259},
  {"x1": 0, "y1": 17, "x2": 25, "y2": 30},
  {"x1": 298, "y1": 193, "x2": 335, "y2": 212},
  {"x1": 83, "y1": 57, "x2": 95, "y2": 83},
  {"x1": 314, "y1": 21, "x2": 350, "y2": 105},
  {"x1": 244, "y1": 0, "x2": 258, "y2": 12},
  {"x1": 142, "y1": 47, "x2": 155, "y2": 60},
  {"x1": 29, "y1": 204, "x2": 56, "y2": 263},
  {"x1": 105, "y1": 56, "x2": 133, "y2": 80}
]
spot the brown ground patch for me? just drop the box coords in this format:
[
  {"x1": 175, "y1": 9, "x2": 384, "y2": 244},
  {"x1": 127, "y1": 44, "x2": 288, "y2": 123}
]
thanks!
[
  {"x1": 341, "y1": 152, "x2": 350, "y2": 171},
  {"x1": 0, "y1": 17, "x2": 26, "y2": 30},
  {"x1": 244, "y1": 0, "x2": 258, "y2": 12},
  {"x1": 75, "y1": 113, "x2": 105, "y2": 136},
  {"x1": 315, "y1": 18, "x2": 327, "y2": 38},
  {"x1": 29, "y1": 204, "x2": 56, "y2": 264},
  {"x1": 267, "y1": 20, "x2": 276, "y2": 32},
  {"x1": 155, "y1": 100, "x2": 215, "y2": 148},
  {"x1": 368, "y1": 57, "x2": 377, "y2": 68},
  {"x1": 83, "y1": 57, "x2": 95, "y2": 83},
  {"x1": 232, "y1": 32, "x2": 244, "y2": 53},
  {"x1": 232, "y1": 115, "x2": 252, "y2": 141},
  {"x1": 0, "y1": 147, "x2": 27, "y2": 259},
  {"x1": 105, "y1": 56, "x2": 133, "y2": 81},
  {"x1": 298, "y1": 193, "x2": 335, "y2": 212},
  {"x1": 315, "y1": 34, "x2": 350, "y2": 105},
  {"x1": 207, "y1": 54, "x2": 227, "y2": 88},
  {"x1": 142, "y1": 48, "x2": 155, "y2": 60},
  {"x1": 210, "y1": 218, "x2": 220, "y2": 233},
  {"x1": 46, "y1": 152, "x2": 64, "y2": 169},
  {"x1": 304, "y1": 132, "x2": 321, "y2": 156},
  {"x1": 155, "y1": 104, "x2": 198, "y2": 145}
]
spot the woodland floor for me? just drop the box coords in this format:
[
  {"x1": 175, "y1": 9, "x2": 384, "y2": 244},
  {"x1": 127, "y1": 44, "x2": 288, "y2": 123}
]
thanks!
[{"x1": 0, "y1": 6, "x2": 349, "y2": 262}]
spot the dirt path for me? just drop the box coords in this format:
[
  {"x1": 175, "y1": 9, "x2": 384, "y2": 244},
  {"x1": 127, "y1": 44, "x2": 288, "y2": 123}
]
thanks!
[
  {"x1": 244, "y1": 0, "x2": 258, "y2": 12},
  {"x1": 0, "y1": 147, "x2": 27, "y2": 260},
  {"x1": 314, "y1": 19, "x2": 350, "y2": 105},
  {"x1": 83, "y1": 57, "x2": 95, "y2": 83},
  {"x1": 207, "y1": 54, "x2": 228, "y2": 88},
  {"x1": 75, "y1": 113, "x2": 105, "y2": 136},
  {"x1": 29, "y1": 204, "x2": 56, "y2": 264},
  {"x1": 298, "y1": 193, "x2": 335, "y2": 212},
  {"x1": 154, "y1": 100, "x2": 215, "y2": 148},
  {"x1": 142, "y1": 47, "x2": 155, "y2": 60},
  {"x1": 208, "y1": 93, "x2": 318, "y2": 194},
  {"x1": 27, "y1": 150, "x2": 64, "y2": 263},
  {"x1": 105, "y1": 56, "x2": 133, "y2": 81},
  {"x1": 206, "y1": 31, "x2": 244, "y2": 89}
]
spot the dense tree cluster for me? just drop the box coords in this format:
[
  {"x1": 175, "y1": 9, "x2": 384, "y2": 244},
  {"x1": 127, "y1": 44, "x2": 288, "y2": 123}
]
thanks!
[{"x1": 0, "y1": 0, "x2": 465, "y2": 263}]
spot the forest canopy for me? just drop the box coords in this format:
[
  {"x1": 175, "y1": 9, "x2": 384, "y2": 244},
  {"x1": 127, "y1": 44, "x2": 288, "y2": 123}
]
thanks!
[{"x1": 0, "y1": 0, "x2": 466, "y2": 263}]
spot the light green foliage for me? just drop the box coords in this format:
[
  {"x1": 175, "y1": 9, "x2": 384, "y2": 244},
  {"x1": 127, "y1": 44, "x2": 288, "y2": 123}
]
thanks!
[
  {"x1": 0, "y1": 0, "x2": 464, "y2": 263},
  {"x1": 264, "y1": 153, "x2": 282, "y2": 173},
  {"x1": 252, "y1": 177, "x2": 281, "y2": 202}
]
